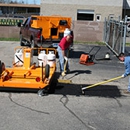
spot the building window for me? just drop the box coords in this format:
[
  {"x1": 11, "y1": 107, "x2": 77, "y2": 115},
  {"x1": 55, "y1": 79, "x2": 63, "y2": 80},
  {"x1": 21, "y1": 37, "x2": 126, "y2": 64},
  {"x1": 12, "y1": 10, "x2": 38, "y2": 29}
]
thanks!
[
  {"x1": 77, "y1": 9, "x2": 94, "y2": 21},
  {"x1": 109, "y1": 14, "x2": 114, "y2": 19},
  {"x1": 96, "y1": 14, "x2": 101, "y2": 21}
]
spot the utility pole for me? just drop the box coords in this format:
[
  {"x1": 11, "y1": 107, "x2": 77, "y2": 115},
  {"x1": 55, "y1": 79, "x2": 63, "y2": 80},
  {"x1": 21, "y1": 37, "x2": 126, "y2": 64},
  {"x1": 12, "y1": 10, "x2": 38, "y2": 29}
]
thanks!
[
  {"x1": 33, "y1": 0, "x2": 36, "y2": 4},
  {"x1": 25, "y1": 0, "x2": 28, "y2": 4}
]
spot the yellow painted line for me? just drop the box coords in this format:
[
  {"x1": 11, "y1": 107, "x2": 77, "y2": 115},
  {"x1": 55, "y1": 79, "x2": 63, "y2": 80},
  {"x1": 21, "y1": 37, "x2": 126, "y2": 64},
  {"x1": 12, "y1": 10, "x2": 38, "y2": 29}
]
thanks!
[{"x1": 58, "y1": 79, "x2": 72, "y2": 84}]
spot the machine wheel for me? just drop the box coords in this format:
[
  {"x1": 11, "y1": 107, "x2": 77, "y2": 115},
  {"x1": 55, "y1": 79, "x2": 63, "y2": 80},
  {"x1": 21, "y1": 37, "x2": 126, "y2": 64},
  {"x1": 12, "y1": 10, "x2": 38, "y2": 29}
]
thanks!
[
  {"x1": 37, "y1": 88, "x2": 48, "y2": 96},
  {"x1": 45, "y1": 64, "x2": 50, "y2": 78},
  {"x1": 20, "y1": 34, "x2": 24, "y2": 46},
  {"x1": 48, "y1": 73, "x2": 58, "y2": 94},
  {"x1": 0, "y1": 60, "x2": 2, "y2": 74},
  {"x1": 0, "y1": 61, "x2": 5, "y2": 75}
]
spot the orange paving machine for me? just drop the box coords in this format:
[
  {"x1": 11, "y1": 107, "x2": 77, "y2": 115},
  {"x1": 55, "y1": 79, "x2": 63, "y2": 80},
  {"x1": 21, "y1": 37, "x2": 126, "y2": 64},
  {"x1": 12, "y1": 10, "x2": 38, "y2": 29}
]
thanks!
[{"x1": 0, "y1": 47, "x2": 57, "y2": 96}]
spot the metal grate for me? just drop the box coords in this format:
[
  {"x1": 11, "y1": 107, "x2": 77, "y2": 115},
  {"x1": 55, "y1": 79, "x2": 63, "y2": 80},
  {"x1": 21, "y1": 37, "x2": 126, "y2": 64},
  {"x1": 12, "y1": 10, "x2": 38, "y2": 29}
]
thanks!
[{"x1": 103, "y1": 16, "x2": 127, "y2": 56}]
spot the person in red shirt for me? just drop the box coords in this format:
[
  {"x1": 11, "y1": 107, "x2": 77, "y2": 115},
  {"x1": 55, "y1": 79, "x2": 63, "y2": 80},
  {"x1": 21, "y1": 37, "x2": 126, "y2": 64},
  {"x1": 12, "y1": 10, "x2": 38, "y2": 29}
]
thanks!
[{"x1": 57, "y1": 34, "x2": 73, "y2": 76}]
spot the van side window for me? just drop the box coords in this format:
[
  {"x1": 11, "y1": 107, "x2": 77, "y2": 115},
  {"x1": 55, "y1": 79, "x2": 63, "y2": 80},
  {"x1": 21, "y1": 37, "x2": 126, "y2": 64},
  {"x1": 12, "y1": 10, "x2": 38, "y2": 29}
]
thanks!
[{"x1": 23, "y1": 18, "x2": 28, "y2": 27}]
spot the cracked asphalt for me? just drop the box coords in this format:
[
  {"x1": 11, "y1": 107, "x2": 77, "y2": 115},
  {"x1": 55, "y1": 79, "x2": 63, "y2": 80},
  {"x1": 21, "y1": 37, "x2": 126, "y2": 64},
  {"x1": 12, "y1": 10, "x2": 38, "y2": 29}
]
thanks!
[{"x1": 0, "y1": 41, "x2": 130, "y2": 130}]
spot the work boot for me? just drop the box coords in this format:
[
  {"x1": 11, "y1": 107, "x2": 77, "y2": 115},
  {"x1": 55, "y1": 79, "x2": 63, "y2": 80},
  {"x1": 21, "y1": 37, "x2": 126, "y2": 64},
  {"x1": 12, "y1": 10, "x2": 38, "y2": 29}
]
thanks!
[
  {"x1": 61, "y1": 71, "x2": 66, "y2": 76},
  {"x1": 123, "y1": 90, "x2": 130, "y2": 94},
  {"x1": 67, "y1": 69, "x2": 70, "y2": 73},
  {"x1": 64, "y1": 69, "x2": 70, "y2": 74}
]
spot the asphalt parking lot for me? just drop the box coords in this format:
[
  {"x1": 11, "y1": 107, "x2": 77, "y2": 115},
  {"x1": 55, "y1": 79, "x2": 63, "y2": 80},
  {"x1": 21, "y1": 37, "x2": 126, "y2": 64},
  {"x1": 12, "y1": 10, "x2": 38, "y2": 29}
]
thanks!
[{"x1": 0, "y1": 41, "x2": 130, "y2": 130}]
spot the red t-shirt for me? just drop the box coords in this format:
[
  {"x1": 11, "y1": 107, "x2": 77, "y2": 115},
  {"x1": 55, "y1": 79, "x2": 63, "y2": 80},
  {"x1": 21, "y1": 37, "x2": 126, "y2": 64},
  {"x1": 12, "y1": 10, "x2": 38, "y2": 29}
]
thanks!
[{"x1": 59, "y1": 36, "x2": 71, "y2": 50}]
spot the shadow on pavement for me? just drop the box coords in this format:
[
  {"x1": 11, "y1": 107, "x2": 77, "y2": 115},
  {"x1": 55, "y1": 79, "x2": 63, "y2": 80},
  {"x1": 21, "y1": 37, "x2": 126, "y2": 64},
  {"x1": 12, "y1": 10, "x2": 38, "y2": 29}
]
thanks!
[
  {"x1": 0, "y1": 83, "x2": 122, "y2": 98},
  {"x1": 69, "y1": 70, "x2": 91, "y2": 74},
  {"x1": 67, "y1": 70, "x2": 92, "y2": 79},
  {"x1": 82, "y1": 84, "x2": 121, "y2": 98},
  {"x1": 55, "y1": 83, "x2": 122, "y2": 98},
  {"x1": 69, "y1": 50, "x2": 85, "y2": 58}
]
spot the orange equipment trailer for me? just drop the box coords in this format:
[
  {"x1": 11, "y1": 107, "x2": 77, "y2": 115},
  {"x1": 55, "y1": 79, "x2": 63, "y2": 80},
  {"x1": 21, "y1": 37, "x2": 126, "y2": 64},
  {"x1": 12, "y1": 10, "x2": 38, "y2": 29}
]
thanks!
[
  {"x1": 0, "y1": 47, "x2": 57, "y2": 96},
  {"x1": 31, "y1": 15, "x2": 72, "y2": 40}
]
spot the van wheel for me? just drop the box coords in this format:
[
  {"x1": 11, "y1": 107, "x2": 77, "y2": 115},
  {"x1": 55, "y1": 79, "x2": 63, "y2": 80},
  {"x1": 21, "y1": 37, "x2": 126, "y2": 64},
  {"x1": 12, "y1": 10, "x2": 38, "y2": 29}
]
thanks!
[
  {"x1": 31, "y1": 39, "x2": 35, "y2": 48},
  {"x1": 45, "y1": 64, "x2": 50, "y2": 78},
  {"x1": 20, "y1": 34, "x2": 24, "y2": 46},
  {"x1": 31, "y1": 40, "x2": 38, "y2": 55}
]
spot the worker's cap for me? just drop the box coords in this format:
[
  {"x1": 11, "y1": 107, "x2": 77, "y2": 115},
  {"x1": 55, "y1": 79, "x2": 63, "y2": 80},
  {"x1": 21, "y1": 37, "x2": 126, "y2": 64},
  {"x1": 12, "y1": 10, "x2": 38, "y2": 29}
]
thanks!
[{"x1": 118, "y1": 52, "x2": 125, "y2": 57}]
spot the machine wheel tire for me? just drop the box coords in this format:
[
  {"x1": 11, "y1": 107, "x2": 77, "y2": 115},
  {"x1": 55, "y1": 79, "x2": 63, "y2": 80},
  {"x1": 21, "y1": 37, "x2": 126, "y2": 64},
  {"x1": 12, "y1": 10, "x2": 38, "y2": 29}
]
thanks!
[
  {"x1": 48, "y1": 73, "x2": 58, "y2": 94},
  {"x1": 0, "y1": 60, "x2": 2, "y2": 74},
  {"x1": 37, "y1": 88, "x2": 48, "y2": 96},
  {"x1": 45, "y1": 64, "x2": 50, "y2": 78},
  {"x1": 20, "y1": 34, "x2": 24, "y2": 46},
  {"x1": 0, "y1": 61, "x2": 5, "y2": 75}
]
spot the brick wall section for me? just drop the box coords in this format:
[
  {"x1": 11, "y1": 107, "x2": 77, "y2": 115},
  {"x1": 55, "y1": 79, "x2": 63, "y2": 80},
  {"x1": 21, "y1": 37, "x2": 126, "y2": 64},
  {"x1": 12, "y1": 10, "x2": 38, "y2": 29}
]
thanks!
[
  {"x1": 0, "y1": 26, "x2": 20, "y2": 38},
  {"x1": 0, "y1": 21, "x2": 103, "y2": 42}
]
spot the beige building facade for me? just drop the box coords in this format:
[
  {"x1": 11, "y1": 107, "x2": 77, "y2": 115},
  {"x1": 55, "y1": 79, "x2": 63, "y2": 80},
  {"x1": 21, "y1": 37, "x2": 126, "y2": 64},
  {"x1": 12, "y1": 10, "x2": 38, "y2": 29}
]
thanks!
[
  {"x1": 40, "y1": 0, "x2": 123, "y2": 21},
  {"x1": 40, "y1": 0, "x2": 123, "y2": 42}
]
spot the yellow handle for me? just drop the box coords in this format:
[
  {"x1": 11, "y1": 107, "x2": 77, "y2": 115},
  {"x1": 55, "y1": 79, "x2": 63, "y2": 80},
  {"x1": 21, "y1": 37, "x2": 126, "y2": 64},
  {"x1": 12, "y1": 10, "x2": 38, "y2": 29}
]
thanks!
[
  {"x1": 64, "y1": 59, "x2": 68, "y2": 72},
  {"x1": 82, "y1": 76, "x2": 122, "y2": 90},
  {"x1": 64, "y1": 49, "x2": 70, "y2": 72}
]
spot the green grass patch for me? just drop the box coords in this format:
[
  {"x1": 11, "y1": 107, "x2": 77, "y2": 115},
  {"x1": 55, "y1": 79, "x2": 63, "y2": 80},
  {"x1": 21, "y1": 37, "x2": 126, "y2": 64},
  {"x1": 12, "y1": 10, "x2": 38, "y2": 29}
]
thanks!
[
  {"x1": 74, "y1": 41, "x2": 105, "y2": 45},
  {"x1": 74, "y1": 41, "x2": 130, "y2": 46},
  {"x1": 0, "y1": 38, "x2": 19, "y2": 41},
  {"x1": 126, "y1": 42, "x2": 130, "y2": 46}
]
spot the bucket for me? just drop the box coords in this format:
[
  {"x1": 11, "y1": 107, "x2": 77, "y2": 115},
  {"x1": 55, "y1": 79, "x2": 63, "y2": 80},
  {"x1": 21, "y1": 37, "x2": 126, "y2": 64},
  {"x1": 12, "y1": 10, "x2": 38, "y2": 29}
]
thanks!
[
  {"x1": 47, "y1": 52, "x2": 56, "y2": 67},
  {"x1": 38, "y1": 51, "x2": 47, "y2": 67},
  {"x1": 105, "y1": 52, "x2": 110, "y2": 59},
  {"x1": 64, "y1": 28, "x2": 71, "y2": 37},
  {"x1": 14, "y1": 49, "x2": 23, "y2": 66}
]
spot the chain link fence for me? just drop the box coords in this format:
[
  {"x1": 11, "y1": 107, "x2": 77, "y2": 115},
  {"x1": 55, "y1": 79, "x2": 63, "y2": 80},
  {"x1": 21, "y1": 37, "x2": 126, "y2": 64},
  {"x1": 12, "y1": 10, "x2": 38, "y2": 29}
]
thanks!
[{"x1": 103, "y1": 16, "x2": 127, "y2": 56}]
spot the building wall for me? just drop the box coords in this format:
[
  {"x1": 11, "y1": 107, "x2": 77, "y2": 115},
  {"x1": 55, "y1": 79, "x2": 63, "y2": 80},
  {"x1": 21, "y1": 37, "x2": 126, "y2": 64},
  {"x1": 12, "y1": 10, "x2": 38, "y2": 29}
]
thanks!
[
  {"x1": 41, "y1": 0, "x2": 122, "y2": 6},
  {"x1": 0, "y1": 4, "x2": 40, "y2": 17},
  {"x1": 0, "y1": 26, "x2": 20, "y2": 38},
  {"x1": 40, "y1": 0, "x2": 123, "y2": 42},
  {"x1": 73, "y1": 21, "x2": 104, "y2": 42},
  {"x1": 40, "y1": 0, "x2": 123, "y2": 21}
]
